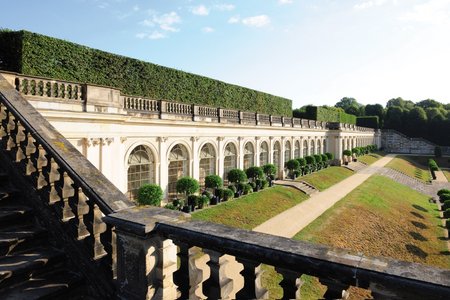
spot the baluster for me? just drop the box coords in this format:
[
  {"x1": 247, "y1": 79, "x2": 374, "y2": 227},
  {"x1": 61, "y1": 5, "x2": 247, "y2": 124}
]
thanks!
[
  {"x1": 48, "y1": 158, "x2": 61, "y2": 204},
  {"x1": 0, "y1": 104, "x2": 7, "y2": 139},
  {"x1": 67, "y1": 84, "x2": 73, "y2": 99},
  {"x1": 111, "y1": 227, "x2": 117, "y2": 279},
  {"x1": 38, "y1": 81, "x2": 44, "y2": 96},
  {"x1": 6, "y1": 113, "x2": 16, "y2": 151},
  {"x1": 275, "y1": 267, "x2": 302, "y2": 299},
  {"x1": 73, "y1": 85, "x2": 79, "y2": 100},
  {"x1": 45, "y1": 81, "x2": 51, "y2": 97},
  {"x1": 152, "y1": 237, "x2": 180, "y2": 299},
  {"x1": 203, "y1": 249, "x2": 234, "y2": 299},
  {"x1": 62, "y1": 172, "x2": 75, "y2": 221},
  {"x1": 92, "y1": 204, "x2": 107, "y2": 259},
  {"x1": 76, "y1": 187, "x2": 90, "y2": 240},
  {"x1": 22, "y1": 79, "x2": 29, "y2": 94},
  {"x1": 173, "y1": 241, "x2": 190, "y2": 299},
  {"x1": 188, "y1": 247, "x2": 206, "y2": 299},
  {"x1": 30, "y1": 80, "x2": 36, "y2": 95},
  {"x1": 60, "y1": 84, "x2": 66, "y2": 98},
  {"x1": 15, "y1": 121, "x2": 26, "y2": 163},
  {"x1": 36, "y1": 145, "x2": 48, "y2": 189},
  {"x1": 319, "y1": 278, "x2": 350, "y2": 300},
  {"x1": 25, "y1": 134, "x2": 37, "y2": 175},
  {"x1": 235, "y1": 257, "x2": 265, "y2": 299},
  {"x1": 53, "y1": 82, "x2": 58, "y2": 98}
]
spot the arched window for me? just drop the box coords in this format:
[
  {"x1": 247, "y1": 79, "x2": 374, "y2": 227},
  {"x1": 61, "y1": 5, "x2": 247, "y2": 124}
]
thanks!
[
  {"x1": 243, "y1": 142, "x2": 255, "y2": 170},
  {"x1": 127, "y1": 145, "x2": 155, "y2": 200},
  {"x1": 294, "y1": 140, "x2": 300, "y2": 158},
  {"x1": 273, "y1": 141, "x2": 281, "y2": 168},
  {"x1": 199, "y1": 143, "x2": 216, "y2": 187},
  {"x1": 223, "y1": 143, "x2": 237, "y2": 181},
  {"x1": 168, "y1": 144, "x2": 189, "y2": 197},
  {"x1": 316, "y1": 140, "x2": 321, "y2": 154},
  {"x1": 310, "y1": 140, "x2": 315, "y2": 155},
  {"x1": 259, "y1": 141, "x2": 269, "y2": 166},
  {"x1": 284, "y1": 140, "x2": 291, "y2": 162},
  {"x1": 303, "y1": 140, "x2": 308, "y2": 157}
]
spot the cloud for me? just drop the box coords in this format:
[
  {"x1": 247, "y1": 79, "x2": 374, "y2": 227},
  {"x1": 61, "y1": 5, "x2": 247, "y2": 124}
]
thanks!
[
  {"x1": 202, "y1": 27, "x2": 215, "y2": 33},
  {"x1": 228, "y1": 16, "x2": 240, "y2": 24},
  {"x1": 353, "y1": 0, "x2": 388, "y2": 10},
  {"x1": 191, "y1": 5, "x2": 209, "y2": 16},
  {"x1": 215, "y1": 4, "x2": 235, "y2": 11},
  {"x1": 242, "y1": 15, "x2": 271, "y2": 27},
  {"x1": 141, "y1": 11, "x2": 181, "y2": 32},
  {"x1": 278, "y1": 0, "x2": 293, "y2": 4},
  {"x1": 399, "y1": 0, "x2": 450, "y2": 25},
  {"x1": 135, "y1": 31, "x2": 166, "y2": 40}
]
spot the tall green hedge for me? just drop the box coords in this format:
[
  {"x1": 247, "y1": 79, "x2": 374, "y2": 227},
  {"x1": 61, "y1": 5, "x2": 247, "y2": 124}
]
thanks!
[
  {"x1": 356, "y1": 116, "x2": 379, "y2": 129},
  {"x1": 0, "y1": 30, "x2": 292, "y2": 116},
  {"x1": 304, "y1": 106, "x2": 356, "y2": 124}
]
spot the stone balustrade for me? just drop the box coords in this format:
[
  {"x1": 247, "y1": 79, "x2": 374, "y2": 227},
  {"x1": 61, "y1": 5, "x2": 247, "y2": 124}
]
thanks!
[
  {"x1": 105, "y1": 206, "x2": 450, "y2": 300},
  {"x1": 123, "y1": 96, "x2": 160, "y2": 113}
]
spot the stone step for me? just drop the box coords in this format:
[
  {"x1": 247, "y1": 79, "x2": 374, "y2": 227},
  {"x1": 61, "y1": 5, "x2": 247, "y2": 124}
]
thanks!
[
  {"x1": 0, "y1": 206, "x2": 33, "y2": 227},
  {"x1": 0, "y1": 247, "x2": 66, "y2": 288},
  {"x1": 0, "y1": 268, "x2": 84, "y2": 300},
  {"x1": 0, "y1": 225, "x2": 47, "y2": 256}
]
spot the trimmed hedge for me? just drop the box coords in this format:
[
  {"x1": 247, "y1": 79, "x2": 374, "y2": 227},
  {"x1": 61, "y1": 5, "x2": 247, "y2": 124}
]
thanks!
[
  {"x1": 304, "y1": 106, "x2": 356, "y2": 124},
  {"x1": 356, "y1": 116, "x2": 379, "y2": 129},
  {"x1": 0, "y1": 30, "x2": 292, "y2": 116}
]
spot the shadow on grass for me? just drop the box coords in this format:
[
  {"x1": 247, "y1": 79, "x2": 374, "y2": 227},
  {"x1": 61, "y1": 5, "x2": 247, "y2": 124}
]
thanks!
[
  {"x1": 437, "y1": 236, "x2": 448, "y2": 241},
  {"x1": 411, "y1": 221, "x2": 428, "y2": 229},
  {"x1": 405, "y1": 244, "x2": 428, "y2": 259},
  {"x1": 412, "y1": 204, "x2": 428, "y2": 212},
  {"x1": 408, "y1": 231, "x2": 428, "y2": 241},
  {"x1": 410, "y1": 211, "x2": 425, "y2": 219},
  {"x1": 439, "y1": 250, "x2": 450, "y2": 256}
]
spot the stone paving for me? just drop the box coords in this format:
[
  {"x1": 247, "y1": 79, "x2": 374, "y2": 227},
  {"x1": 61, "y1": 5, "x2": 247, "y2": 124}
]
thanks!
[{"x1": 273, "y1": 180, "x2": 318, "y2": 195}]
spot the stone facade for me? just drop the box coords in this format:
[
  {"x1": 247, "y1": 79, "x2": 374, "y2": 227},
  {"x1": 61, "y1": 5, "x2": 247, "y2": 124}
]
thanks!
[{"x1": 382, "y1": 129, "x2": 449, "y2": 155}]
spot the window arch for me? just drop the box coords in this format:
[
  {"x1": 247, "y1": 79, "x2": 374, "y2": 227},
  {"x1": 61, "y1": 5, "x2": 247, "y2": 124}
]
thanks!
[
  {"x1": 273, "y1": 141, "x2": 281, "y2": 168},
  {"x1": 168, "y1": 144, "x2": 189, "y2": 197},
  {"x1": 199, "y1": 143, "x2": 216, "y2": 187},
  {"x1": 303, "y1": 140, "x2": 308, "y2": 157},
  {"x1": 127, "y1": 145, "x2": 155, "y2": 200},
  {"x1": 294, "y1": 140, "x2": 300, "y2": 158},
  {"x1": 243, "y1": 142, "x2": 255, "y2": 170},
  {"x1": 310, "y1": 140, "x2": 315, "y2": 155},
  {"x1": 284, "y1": 140, "x2": 291, "y2": 162},
  {"x1": 259, "y1": 141, "x2": 269, "y2": 166},
  {"x1": 223, "y1": 143, "x2": 237, "y2": 181}
]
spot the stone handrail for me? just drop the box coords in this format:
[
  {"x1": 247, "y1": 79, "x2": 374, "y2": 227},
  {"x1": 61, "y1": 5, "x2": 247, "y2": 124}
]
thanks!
[
  {"x1": 106, "y1": 207, "x2": 450, "y2": 300},
  {"x1": 123, "y1": 96, "x2": 160, "y2": 112},
  {"x1": 0, "y1": 74, "x2": 134, "y2": 297}
]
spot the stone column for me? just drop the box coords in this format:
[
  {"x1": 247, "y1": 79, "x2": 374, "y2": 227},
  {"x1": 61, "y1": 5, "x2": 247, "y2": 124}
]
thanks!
[
  {"x1": 255, "y1": 137, "x2": 260, "y2": 166},
  {"x1": 238, "y1": 137, "x2": 244, "y2": 169},
  {"x1": 268, "y1": 137, "x2": 274, "y2": 164},
  {"x1": 158, "y1": 137, "x2": 169, "y2": 198},
  {"x1": 217, "y1": 137, "x2": 224, "y2": 178},
  {"x1": 191, "y1": 136, "x2": 199, "y2": 180}
]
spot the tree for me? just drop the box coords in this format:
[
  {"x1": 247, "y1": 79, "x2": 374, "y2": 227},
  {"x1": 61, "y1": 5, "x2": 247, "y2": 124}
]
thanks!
[
  {"x1": 246, "y1": 166, "x2": 264, "y2": 182},
  {"x1": 405, "y1": 107, "x2": 427, "y2": 137},
  {"x1": 205, "y1": 175, "x2": 223, "y2": 190},
  {"x1": 262, "y1": 164, "x2": 277, "y2": 176},
  {"x1": 335, "y1": 97, "x2": 360, "y2": 111},
  {"x1": 137, "y1": 184, "x2": 163, "y2": 206},
  {"x1": 386, "y1": 97, "x2": 414, "y2": 110},
  {"x1": 416, "y1": 99, "x2": 443, "y2": 110},
  {"x1": 227, "y1": 169, "x2": 247, "y2": 184},
  {"x1": 286, "y1": 159, "x2": 300, "y2": 172},
  {"x1": 384, "y1": 106, "x2": 404, "y2": 130},
  {"x1": 346, "y1": 105, "x2": 361, "y2": 116},
  {"x1": 365, "y1": 104, "x2": 384, "y2": 127},
  {"x1": 425, "y1": 107, "x2": 444, "y2": 121},
  {"x1": 176, "y1": 177, "x2": 199, "y2": 197}
]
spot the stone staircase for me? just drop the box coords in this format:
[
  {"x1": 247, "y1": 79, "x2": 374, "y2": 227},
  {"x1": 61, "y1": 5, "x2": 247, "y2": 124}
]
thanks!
[
  {"x1": 0, "y1": 163, "x2": 86, "y2": 298},
  {"x1": 343, "y1": 161, "x2": 367, "y2": 172},
  {"x1": 274, "y1": 180, "x2": 318, "y2": 195}
]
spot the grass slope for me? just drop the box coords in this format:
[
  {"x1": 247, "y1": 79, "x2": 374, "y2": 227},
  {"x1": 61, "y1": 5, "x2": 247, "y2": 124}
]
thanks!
[
  {"x1": 386, "y1": 155, "x2": 432, "y2": 183},
  {"x1": 191, "y1": 186, "x2": 308, "y2": 230},
  {"x1": 358, "y1": 152, "x2": 383, "y2": 165},
  {"x1": 298, "y1": 167, "x2": 354, "y2": 191}
]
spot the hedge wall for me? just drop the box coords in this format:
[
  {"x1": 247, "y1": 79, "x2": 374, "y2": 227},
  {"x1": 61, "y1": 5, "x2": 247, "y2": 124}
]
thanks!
[
  {"x1": 304, "y1": 106, "x2": 356, "y2": 124},
  {"x1": 0, "y1": 30, "x2": 292, "y2": 116},
  {"x1": 356, "y1": 116, "x2": 379, "y2": 129}
]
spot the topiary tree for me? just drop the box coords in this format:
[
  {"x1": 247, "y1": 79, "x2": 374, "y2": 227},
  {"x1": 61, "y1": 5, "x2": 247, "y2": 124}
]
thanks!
[
  {"x1": 446, "y1": 219, "x2": 450, "y2": 230},
  {"x1": 305, "y1": 155, "x2": 316, "y2": 165},
  {"x1": 205, "y1": 174, "x2": 223, "y2": 190},
  {"x1": 325, "y1": 152, "x2": 334, "y2": 160},
  {"x1": 438, "y1": 189, "x2": 450, "y2": 197},
  {"x1": 246, "y1": 166, "x2": 264, "y2": 182},
  {"x1": 343, "y1": 150, "x2": 352, "y2": 157},
  {"x1": 228, "y1": 169, "x2": 248, "y2": 184},
  {"x1": 262, "y1": 164, "x2": 277, "y2": 176},
  {"x1": 137, "y1": 184, "x2": 163, "y2": 206},
  {"x1": 296, "y1": 158, "x2": 306, "y2": 167},
  {"x1": 176, "y1": 177, "x2": 199, "y2": 198},
  {"x1": 286, "y1": 159, "x2": 300, "y2": 178}
]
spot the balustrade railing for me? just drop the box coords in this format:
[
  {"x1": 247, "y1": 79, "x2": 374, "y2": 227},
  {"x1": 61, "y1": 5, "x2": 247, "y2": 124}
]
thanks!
[
  {"x1": 123, "y1": 96, "x2": 159, "y2": 112},
  {"x1": 220, "y1": 108, "x2": 240, "y2": 123},
  {"x1": 271, "y1": 115, "x2": 283, "y2": 125},
  {"x1": 0, "y1": 75, "x2": 134, "y2": 297},
  {"x1": 106, "y1": 207, "x2": 450, "y2": 300},
  {"x1": 196, "y1": 105, "x2": 218, "y2": 118}
]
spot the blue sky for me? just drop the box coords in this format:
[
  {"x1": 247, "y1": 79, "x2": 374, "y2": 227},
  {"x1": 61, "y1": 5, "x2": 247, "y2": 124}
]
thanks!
[{"x1": 2, "y1": 0, "x2": 450, "y2": 108}]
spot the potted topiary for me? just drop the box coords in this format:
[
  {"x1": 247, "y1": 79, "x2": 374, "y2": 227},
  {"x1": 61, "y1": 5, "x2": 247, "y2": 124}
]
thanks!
[
  {"x1": 343, "y1": 150, "x2": 352, "y2": 165},
  {"x1": 228, "y1": 169, "x2": 247, "y2": 196},
  {"x1": 198, "y1": 195, "x2": 210, "y2": 209},
  {"x1": 205, "y1": 174, "x2": 223, "y2": 196},
  {"x1": 313, "y1": 155, "x2": 322, "y2": 170},
  {"x1": 137, "y1": 184, "x2": 163, "y2": 207},
  {"x1": 321, "y1": 154, "x2": 328, "y2": 168},
  {"x1": 246, "y1": 166, "x2": 264, "y2": 183},
  {"x1": 286, "y1": 159, "x2": 300, "y2": 179},
  {"x1": 176, "y1": 177, "x2": 199, "y2": 211},
  {"x1": 243, "y1": 183, "x2": 253, "y2": 195},
  {"x1": 223, "y1": 188, "x2": 234, "y2": 201}
]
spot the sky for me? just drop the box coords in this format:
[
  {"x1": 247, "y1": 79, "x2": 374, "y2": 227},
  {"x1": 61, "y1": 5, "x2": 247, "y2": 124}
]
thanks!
[{"x1": 2, "y1": 0, "x2": 450, "y2": 108}]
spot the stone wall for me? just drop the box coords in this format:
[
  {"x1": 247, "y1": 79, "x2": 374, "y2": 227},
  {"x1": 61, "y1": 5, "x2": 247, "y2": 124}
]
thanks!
[{"x1": 382, "y1": 130, "x2": 449, "y2": 155}]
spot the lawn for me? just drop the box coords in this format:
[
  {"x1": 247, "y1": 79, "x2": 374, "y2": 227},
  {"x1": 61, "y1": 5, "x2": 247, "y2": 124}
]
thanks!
[
  {"x1": 191, "y1": 186, "x2": 309, "y2": 230},
  {"x1": 358, "y1": 152, "x2": 383, "y2": 165},
  {"x1": 442, "y1": 169, "x2": 450, "y2": 182},
  {"x1": 386, "y1": 155, "x2": 432, "y2": 183},
  {"x1": 290, "y1": 175, "x2": 449, "y2": 298},
  {"x1": 297, "y1": 166, "x2": 354, "y2": 191}
]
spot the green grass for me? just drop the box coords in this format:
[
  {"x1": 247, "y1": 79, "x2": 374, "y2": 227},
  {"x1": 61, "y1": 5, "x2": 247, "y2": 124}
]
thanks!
[
  {"x1": 290, "y1": 175, "x2": 450, "y2": 298},
  {"x1": 358, "y1": 152, "x2": 383, "y2": 165},
  {"x1": 442, "y1": 169, "x2": 450, "y2": 182},
  {"x1": 191, "y1": 186, "x2": 308, "y2": 230},
  {"x1": 297, "y1": 167, "x2": 354, "y2": 191},
  {"x1": 386, "y1": 155, "x2": 432, "y2": 183}
]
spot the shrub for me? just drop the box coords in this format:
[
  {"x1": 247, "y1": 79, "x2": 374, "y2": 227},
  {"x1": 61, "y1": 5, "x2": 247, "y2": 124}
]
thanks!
[
  {"x1": 286, "y1": 159, "x2": 300, "y2": 172},
  {"x1": 199, "y1": 195, "x2": 210, "y2": 208},
  {"x1": 261, "y1": 179, "x2": 269, "y2": 188},
  {"x1": 228, "y1": 185, "x2": 237, "y2": 193},
  {"x1": 446, "y1": 219, "x2": 450, "y2": 230},
  {"x1": 435, "y1": 146, "x2": 442, "y2": 158},
  {"x1": 262, "y1": 164, "x2": 277, "y2": 176},
  {"x1": 443, "y1": 200, "x2": 450, "y2": 210},
  {"x1": 296, "y1": 158, "x2": 307, "y2": 167},
  {"x1": 305, "y1": 155, "x2": 316, "y2": 165},
  {"x1": 321, "y1": 154, "x2": 328, "y2": 162},
  {"x1": 343, "y1": 150, "x2": 352, "y2": 157},
  {"x1": 246, "y1": 166, "x2": 264, "y2": 182},
  {"x1": 216, "y1": 188, "x2": 226, "y2": 200},
  {"x1": 444, "y1": 208, "x2": 450, "y2": 219},
  {"x1": 228, "y1": 169, "x2": 248, "y2": 184},
  {"x1": 164, "y1": 203, "x2": 177, "y2": 210},
  {"x1": 237, "y1": 182, "x2": 246, "y2": 193},
  {"x1": 313, "y1": 154, "x2": 322, "y2": 163},
  {"x1": 351, "y1": 148, "x2": 360, "y2": 156},
  {"x1": 176, "y1": 177, "x2": 199, "y2": 197},
  {"x1": 293, "y1": 170, "x2": 301, "y2": 177},
  {"x1": 204, "y1": 175, "x2": 223, "y2": 189},
  {"x1": 187, "y1": 195, "x2": 199, "y2": 206},
  {"x1": 249, "y1": 182, "x2": 257, "y2": 189},
  {"x1": 440, "y1": 193, "x2": 450, "y2": 202},
  {"x1": 223, "y1": 189, "x2": 234, "y2": 201},
  {"x1": 325, "y1": 152, "x2": 334, "y2": 160},
  {"x1": 243, "y1": 183, "x2": 253, "y2": 195},
  {"x1": 438, "y1": 189, "x2": 450, "y2": 197},
  {"x1": 137, "y1": 184, "x2": 163, "y2": 206},
  {"x1": 202, "y1": 190, "x2": 213, "y2": 199}
]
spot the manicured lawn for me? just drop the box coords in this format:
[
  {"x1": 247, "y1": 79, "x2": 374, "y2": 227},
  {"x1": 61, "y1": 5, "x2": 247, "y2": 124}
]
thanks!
[
  {"x1": 191, "y1": 186, "x2": 308, "y2": 230},
  {"x1": 358, "y1": 152, "x2": 383, "y2": 165},
  {"x1": 297, "y1": 166, "x2": 354, "y2": 191},
  {"x1": 290, "y1": 175, "x2": 449, "y2": 298},
  {"x1": 442, "y1": 169, "x2": 450, "y2": 182},
  {"x1": 386, "y1": 155, "x2": 432, "y2": 183}
]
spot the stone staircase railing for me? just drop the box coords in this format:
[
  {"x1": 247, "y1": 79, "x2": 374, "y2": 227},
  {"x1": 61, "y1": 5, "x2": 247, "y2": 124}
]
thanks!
[
  {"x1": 1, "y1": 74, "x2": 449, "y2": 299},
  {"x1": 0, "y1": 74, "x2": 135, "y2": 297}
]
